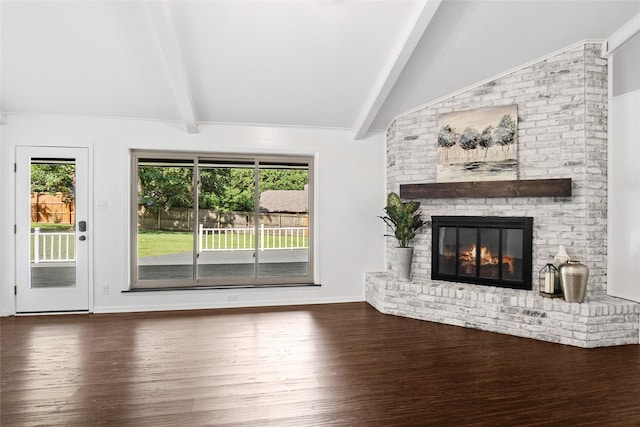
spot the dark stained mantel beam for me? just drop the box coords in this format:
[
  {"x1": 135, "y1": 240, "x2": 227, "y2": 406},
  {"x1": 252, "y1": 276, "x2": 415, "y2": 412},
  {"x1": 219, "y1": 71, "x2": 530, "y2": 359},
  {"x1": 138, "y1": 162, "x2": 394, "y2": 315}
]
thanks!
[{"x1": 400, "y1": 178, "x2": 572, "y2": 199}]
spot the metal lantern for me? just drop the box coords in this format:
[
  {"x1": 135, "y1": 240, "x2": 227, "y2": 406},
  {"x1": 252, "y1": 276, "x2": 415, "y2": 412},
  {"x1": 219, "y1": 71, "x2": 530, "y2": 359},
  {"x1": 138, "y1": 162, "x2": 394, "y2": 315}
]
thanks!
[{"x1": 539, "y1": 263, "x2": 559, "y2": 295}]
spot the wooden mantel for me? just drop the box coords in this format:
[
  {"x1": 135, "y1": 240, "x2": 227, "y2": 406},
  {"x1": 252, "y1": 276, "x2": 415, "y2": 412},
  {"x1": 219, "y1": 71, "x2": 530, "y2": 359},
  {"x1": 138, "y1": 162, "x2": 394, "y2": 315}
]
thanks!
[{"x1": 400, "y1": 178, "x2": 572, "y2": 199}]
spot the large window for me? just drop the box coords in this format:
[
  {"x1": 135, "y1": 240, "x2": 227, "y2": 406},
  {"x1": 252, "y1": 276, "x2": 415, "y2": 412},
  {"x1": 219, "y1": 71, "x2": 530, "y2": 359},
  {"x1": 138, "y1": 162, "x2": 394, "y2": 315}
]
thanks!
[{"x1": 131, "y1": 151, "x2": 314, "y2": 289}]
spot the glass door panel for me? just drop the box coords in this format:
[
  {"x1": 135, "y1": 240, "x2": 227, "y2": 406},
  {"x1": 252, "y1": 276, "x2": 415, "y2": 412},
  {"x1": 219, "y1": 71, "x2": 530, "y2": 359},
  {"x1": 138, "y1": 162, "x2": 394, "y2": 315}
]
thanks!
[
  {"x1": 478, "y1": 228, "x2": 500, "y2": 280},
  {"x1": 502, "y1": 228, "x2": 524, "y2": 281},
  {"x1": 30, "y1": 159, "x2": 77, "y2": 289},
  {"x1": 136, "y1": 159, "x2": 194, "y2": 281},
  {"x1": 257, "y1": 162, "x2": 309, "y2": 278},
  {"x1": 197, "y1": 160, "x2": 255, "y2": 280},
  {"x1": 458, "y1": 228, "x2": 477, "y2": 277},
  {"x1": 436, "y1": 226, "x2": 456, "y2": 275}
]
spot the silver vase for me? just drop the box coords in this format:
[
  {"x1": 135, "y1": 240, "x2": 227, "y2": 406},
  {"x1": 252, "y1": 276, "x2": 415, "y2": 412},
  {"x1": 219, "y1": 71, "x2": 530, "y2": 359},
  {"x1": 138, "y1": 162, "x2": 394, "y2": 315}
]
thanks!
[
  {"x1": 396, "y1": 247, "x2": 414, "y2": 282},
  {"x1": 559, "y1": 259, "x2": 588, "y2": 303}
]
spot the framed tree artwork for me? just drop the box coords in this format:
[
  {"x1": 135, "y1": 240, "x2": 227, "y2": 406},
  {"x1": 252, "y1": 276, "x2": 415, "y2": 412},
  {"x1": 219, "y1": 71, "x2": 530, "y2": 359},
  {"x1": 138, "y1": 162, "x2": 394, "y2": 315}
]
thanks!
[{"x1": 436, "y1": 105, "x2": 518, "y2": 183}]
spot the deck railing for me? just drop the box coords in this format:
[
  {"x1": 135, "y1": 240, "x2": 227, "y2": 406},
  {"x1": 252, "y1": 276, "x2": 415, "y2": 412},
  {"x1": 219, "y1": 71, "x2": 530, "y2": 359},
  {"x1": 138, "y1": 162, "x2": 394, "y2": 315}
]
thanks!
[
  {"x1": 199, "y1": 224, "x2": 308, "y2": 252},
  {"x1": 32, "y1": 228, "x2": 75, "y2": 263},
  {"x1": 31, "y1": 225, "x2": 308, "y2": 262}
]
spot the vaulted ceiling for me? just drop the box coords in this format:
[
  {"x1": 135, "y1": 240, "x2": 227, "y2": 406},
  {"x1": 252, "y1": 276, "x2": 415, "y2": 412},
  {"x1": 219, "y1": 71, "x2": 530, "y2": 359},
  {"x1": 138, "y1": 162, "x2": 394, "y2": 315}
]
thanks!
[{"x1": 2, "y1": 1, "x2": 638, "y2": 138}]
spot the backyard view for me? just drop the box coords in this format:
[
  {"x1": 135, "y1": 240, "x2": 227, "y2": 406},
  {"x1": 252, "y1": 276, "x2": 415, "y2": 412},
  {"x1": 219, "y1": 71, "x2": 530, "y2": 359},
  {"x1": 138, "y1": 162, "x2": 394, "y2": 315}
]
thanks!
[
  {"x1": 138, "y1": 229, "x2": 309, "y2": 258},
  {"x1": 30, "y1": 172, "x2": 76, "y2": 261},
  {"x1": 30, "y1": 161, "x2": 77, "y2": 288},
  {"x1": 30, "y1": 156, "x2": 312, "y2": 286},
  {"x1": 134, "y1": 156, "x2": 311, "y2": 284}
]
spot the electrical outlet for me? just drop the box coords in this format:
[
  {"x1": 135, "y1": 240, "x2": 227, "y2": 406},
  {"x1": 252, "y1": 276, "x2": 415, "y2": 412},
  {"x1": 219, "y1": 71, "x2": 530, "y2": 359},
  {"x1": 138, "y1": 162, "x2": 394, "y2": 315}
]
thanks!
[
  {"x1": 101, "y1": 284, "x2": 109, "y2": 295},
  {"x1": 227, "y1": 294, "x2": 237, "y2": 302},
  {"x1": 97, "y1": 200, "x2": 108, "y2": 211}
]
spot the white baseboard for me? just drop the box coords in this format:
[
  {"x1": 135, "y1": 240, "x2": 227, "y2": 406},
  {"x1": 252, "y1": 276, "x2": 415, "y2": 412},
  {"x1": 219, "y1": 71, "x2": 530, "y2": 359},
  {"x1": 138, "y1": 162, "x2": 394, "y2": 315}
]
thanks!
[{"x1": 91, "y1": 296, "x2": 365, "y2": 314}]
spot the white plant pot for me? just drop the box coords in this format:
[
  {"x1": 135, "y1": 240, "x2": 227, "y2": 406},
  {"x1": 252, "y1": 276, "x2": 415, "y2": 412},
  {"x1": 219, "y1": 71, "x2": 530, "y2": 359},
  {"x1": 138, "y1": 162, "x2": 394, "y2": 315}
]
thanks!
[{"x1": 396, "y1": 247, "x2": 414, "y2": 282}]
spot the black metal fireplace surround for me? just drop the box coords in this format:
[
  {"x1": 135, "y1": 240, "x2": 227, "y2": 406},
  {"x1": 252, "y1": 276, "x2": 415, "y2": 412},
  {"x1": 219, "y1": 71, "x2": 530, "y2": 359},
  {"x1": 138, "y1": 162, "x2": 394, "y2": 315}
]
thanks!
[{"x1": 431, "y1": 216, "x2": 533, "y2": 290}]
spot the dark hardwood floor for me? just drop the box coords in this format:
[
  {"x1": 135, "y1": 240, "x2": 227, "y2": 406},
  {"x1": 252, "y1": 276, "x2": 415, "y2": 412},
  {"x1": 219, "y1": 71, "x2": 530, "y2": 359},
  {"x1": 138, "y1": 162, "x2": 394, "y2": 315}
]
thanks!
[{"x1": 1, "y1": 302, "x2": 639, "y2": 426}]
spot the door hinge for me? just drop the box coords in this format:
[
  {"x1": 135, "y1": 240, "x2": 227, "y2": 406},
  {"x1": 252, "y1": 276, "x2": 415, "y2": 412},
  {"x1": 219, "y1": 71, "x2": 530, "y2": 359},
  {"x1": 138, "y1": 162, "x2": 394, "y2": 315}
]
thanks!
[
  {"x1": 14, "y1": 286, "x2": 17, "y2": 295},
  {"x1": 14, "y1": 163, "x2": 17, "y2": 172},
  {"x1": 14, "y1": 224, "x2": 17, "y2": 234}
]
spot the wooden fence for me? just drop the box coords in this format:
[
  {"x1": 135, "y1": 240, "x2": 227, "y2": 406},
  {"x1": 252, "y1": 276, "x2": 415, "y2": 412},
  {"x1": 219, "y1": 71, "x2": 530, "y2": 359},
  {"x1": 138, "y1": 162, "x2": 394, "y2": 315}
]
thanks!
[
  {"x1": 31, "y1": 193, "x2": 75, "y2": 224},
  {"x1": 138, "y1": 206, "x2": 308, "y2": 231}
]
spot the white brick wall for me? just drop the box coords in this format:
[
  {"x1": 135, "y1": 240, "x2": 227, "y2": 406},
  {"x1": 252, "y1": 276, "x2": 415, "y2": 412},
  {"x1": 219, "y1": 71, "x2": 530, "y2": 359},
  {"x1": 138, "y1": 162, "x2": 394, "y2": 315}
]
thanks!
[
  {"x1": 385, "y1": 43, "x2": 607, "y2": 294},
  {"x1": 370, "y1": 43, "x2": 640, "y2": 347}
]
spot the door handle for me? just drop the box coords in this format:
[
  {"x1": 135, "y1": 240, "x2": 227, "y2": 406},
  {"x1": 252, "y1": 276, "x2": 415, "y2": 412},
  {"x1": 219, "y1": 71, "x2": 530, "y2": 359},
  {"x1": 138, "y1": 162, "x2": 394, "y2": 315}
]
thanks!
[
  {"x1": 79, "y1": 221, "x2": 87, "y2": 232},
  {"x1": 79, "y1": 235, "x2": 86, "y2": 241}
]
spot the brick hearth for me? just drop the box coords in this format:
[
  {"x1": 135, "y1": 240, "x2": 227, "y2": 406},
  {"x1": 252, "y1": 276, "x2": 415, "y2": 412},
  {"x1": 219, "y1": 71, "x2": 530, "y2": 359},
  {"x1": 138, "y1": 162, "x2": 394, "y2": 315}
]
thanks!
[{"x1": 366, "y1": 272, "x2": 639, "y2": 348}]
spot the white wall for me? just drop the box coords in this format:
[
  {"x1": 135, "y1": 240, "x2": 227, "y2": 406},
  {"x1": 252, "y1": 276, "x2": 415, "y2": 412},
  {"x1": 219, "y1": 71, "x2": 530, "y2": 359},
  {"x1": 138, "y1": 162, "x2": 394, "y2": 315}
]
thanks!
[
  {"x1": 0, "y1": 114, "x2": 386, "y2": 315},
  {"x1": 608, "y1": 90, "x2": 640, "y2": 303},
  {"x1": 606, "y1": 17, "x2": 640, "y2": 304}
]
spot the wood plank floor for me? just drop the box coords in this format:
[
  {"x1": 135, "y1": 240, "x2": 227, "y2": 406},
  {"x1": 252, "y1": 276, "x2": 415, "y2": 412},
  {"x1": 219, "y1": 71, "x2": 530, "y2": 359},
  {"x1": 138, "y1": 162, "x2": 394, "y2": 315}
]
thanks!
[{"x1": 1, "y1": 302, "x2": 639, "y2": 426}]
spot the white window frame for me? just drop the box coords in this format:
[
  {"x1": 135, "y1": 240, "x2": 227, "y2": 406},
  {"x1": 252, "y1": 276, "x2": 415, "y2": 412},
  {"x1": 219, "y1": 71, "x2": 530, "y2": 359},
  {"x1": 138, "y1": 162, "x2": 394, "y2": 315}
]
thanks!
[{"x1": 130, "y1": 150, "x2": 315, "y2": 289}]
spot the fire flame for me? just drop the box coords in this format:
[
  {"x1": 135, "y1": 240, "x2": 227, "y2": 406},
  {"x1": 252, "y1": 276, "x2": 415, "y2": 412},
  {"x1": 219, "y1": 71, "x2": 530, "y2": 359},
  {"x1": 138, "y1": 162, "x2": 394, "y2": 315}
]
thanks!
[{"x1": 460, "y1": 244, "x2": 515, "y2": 274}]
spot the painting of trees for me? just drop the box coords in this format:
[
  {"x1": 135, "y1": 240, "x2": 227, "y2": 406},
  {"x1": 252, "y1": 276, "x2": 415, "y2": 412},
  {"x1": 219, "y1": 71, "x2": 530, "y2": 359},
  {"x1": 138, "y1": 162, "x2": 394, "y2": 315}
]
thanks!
[
  {"x1": 478, "y1": 125, "x2": 494, "y2": 159},
  {"x1": 437, "y1": 125, "x2": 458, "y2": 162},
  {"x1": 436, "y1": 105, "x2": 518, "y2": 182},
  {"x1": 494, "y1": 114, "x2": 517, "y2": 154},
  {"x1": 459, "y1": 127, "x2": 479, "y2": 160}
]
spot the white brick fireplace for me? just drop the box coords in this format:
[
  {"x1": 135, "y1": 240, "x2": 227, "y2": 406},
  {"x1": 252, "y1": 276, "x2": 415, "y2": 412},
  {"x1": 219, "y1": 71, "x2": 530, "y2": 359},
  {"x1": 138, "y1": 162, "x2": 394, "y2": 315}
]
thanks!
[{"x1": 365, "y1": 42, "x2": 639, "y2": 348}]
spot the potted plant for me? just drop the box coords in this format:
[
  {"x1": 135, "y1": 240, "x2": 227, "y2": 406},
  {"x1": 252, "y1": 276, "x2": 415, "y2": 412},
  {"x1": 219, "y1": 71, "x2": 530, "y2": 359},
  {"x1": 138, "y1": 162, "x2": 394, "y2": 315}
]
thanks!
[{"x1": 379, "y1": 192, "x2": 426, "y2": 281}]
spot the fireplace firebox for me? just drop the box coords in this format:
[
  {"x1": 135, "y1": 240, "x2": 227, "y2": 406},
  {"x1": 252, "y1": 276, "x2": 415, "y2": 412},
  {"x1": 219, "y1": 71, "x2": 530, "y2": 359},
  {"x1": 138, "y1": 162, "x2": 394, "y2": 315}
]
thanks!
[{"x1": 431, "y1": 216, "x2": 533, "y2": 290}]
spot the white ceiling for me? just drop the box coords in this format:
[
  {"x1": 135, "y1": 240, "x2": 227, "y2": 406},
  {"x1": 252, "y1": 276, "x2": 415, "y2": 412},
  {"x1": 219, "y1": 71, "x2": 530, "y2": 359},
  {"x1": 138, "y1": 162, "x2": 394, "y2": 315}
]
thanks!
[{"x1": 2, "y1": 1, "x2": 639, "y2": 137}]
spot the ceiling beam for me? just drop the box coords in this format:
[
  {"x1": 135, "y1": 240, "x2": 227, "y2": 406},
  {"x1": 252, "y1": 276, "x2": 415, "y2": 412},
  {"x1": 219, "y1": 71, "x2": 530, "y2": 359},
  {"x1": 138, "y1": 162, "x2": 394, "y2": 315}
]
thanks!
[
  {"x1": 148, "y1": 1, "x2": 198, "y2": 134},
  {"x1": 603, "y1": 12, "x2": 640, "y2": 55},
  {"x1": 352, "y1": 0, "x2": 441, "y2": 140}
]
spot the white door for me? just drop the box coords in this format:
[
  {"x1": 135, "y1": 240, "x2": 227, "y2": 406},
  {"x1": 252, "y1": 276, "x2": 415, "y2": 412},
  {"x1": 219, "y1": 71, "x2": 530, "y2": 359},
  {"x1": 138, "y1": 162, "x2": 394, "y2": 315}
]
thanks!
[{"x1": 15, "y1": 146, "x2": 90, "y2": 313}]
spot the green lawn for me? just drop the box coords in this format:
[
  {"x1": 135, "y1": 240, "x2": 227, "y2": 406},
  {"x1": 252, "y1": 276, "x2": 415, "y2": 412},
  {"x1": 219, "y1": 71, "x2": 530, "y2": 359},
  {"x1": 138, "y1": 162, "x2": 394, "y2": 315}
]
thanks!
[
  {"x1": 31, "y1": 222, "x2": 75, "y2": 232},
  {"x1": 138, "y1": 229, "x2": 193, "y2": 258},
  {"x1": 138, "y1": 229, "x2": 308, "y2": 258}
]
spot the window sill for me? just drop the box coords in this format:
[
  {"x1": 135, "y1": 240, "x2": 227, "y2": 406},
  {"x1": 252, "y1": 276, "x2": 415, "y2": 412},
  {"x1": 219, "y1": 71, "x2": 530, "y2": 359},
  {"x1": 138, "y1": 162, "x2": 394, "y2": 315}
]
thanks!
[{"x1": 123, "y1": 283, "x2": 321, "y2": 292}]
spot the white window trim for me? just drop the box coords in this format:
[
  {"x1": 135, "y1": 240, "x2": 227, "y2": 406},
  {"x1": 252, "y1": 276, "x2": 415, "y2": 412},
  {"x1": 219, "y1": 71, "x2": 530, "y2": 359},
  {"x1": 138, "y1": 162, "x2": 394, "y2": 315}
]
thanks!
[{"x1": 130, "y1": 150, "x2": 315, "y2": 290}]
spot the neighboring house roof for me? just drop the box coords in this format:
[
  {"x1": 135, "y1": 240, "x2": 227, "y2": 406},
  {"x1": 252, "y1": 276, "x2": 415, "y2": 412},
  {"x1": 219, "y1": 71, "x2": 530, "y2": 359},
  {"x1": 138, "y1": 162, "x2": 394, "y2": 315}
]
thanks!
[{"x1": 259, "y1": 186, "x2": 308, "y2": 213}]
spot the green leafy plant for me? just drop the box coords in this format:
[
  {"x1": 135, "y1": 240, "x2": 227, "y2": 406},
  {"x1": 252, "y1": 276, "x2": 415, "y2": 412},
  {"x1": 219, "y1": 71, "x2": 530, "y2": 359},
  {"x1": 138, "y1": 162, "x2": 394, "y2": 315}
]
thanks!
[{"x1": 379, "y1": 192, "x2": 426, "y2": 248}]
